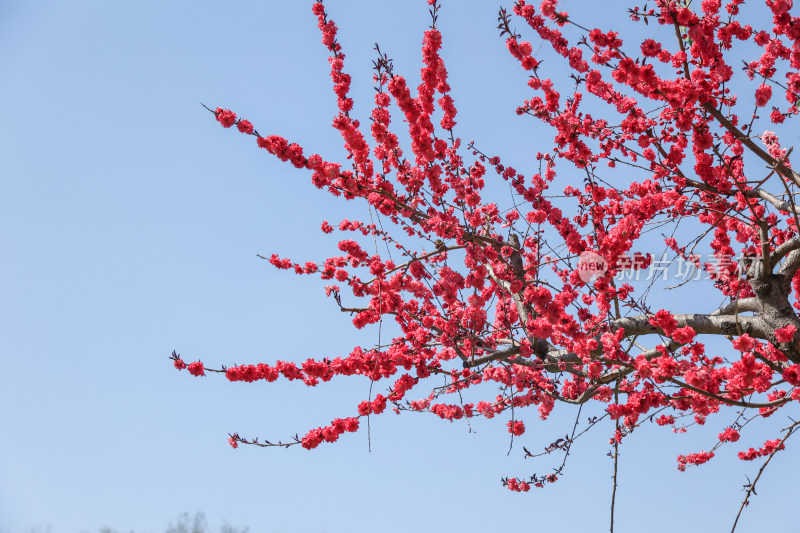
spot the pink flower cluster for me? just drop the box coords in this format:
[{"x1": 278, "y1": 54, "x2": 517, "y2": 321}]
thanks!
[
  {"x1": 506, "y1": 478, "x2": 531, "y2": 492},
  {"x1": 301, "y1": 417, "x2": 359, "y2": 449},
  {"x1": 677, "y1": 451, "x2": 715, "y2": 471},
  {"x1": 718, "y1": 427, "x2": 741, "y2": 442},
  {"x1": 507, "y1": 420, "x2": 526, "y2": 436},
  {"x1": 738, "y1": 439, "x2": 786, "y2": 461},
  {"x1": 174, "y1": 355, "x2": 205, "y2": 377}
]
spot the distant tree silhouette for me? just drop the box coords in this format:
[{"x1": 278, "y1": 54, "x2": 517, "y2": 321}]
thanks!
[{"x1": 97, "y1": 512, "x2": 248, "y2": 533}]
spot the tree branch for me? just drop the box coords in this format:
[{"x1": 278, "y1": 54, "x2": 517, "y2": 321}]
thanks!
[
  {"x1": 730, "y1": 420, "x2": 800, "y2": 533},
  {"x1": 770, "y1": 238, "x2": 800, "y2": 266},
  {"x1": 702, "y1": 102, "x2": 800, "y2": 187},
  {"x1": 611, "y1": 314, "x2": 767, "y2": 338},
  {"x1": 748, "y1": 188, "x2": 800, "y2": 215},
  {"x1": 778, "y1": 249, "x2": 800, "y2": 292},
  {"x1": 710, "y1": 298, "x2": 761, "y2": 316}
]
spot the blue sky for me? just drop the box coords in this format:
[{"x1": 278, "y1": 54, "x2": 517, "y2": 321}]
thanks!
[{"x1": 1, "y1": 1, "x2": 796, "y2": 532}]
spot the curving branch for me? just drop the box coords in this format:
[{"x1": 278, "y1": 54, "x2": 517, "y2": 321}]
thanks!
[
  {"x1": 778, "y1": 249, "x2": 800, "y2": 293},
  {"x1": 771, "y1": 238, "x2": 800, "y2": 266},
  {"x1": 711, "y1": 298, "x2": 762, "y2": 316}
]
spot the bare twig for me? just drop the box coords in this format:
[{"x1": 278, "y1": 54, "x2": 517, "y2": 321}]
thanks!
[
  {"x1": 610, "y1": 384, "x2": 621, "y2": 533},
  {"x1": 730, "y1": 420, "x2": 800, "y2": 532}
]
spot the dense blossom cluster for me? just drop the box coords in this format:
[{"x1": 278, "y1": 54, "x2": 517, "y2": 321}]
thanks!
[
  {"x1": 179, "y1": 0, "x2": 800, "y2": 506},
  {"x1": 737, "y1": 438, "x2": 786, "y2": 460},
  {"x1": 677, "y1": 450, "x2": 715, "y2": 471}
]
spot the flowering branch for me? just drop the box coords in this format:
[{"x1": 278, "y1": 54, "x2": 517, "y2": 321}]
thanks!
[{"x1": 176, "y1": 0, "x2": 800, "y2": 524}]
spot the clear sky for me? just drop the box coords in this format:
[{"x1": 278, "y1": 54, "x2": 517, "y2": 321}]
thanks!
[{"x1": 1, "y1": 1, "x2": 796, "y2": 532}]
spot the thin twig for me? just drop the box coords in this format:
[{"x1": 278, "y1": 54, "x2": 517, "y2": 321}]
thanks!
[
  {"x1": 610, "y1": 383, "x2": 621, "y2": 533},
  {"x1": 730, "y1": 420, "x2": 800, "y2": 532}
]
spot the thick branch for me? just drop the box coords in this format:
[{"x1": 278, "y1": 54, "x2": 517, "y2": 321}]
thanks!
[
  {"x1": 710, "y1": 298, "x2": 761, "y2": 316},
  {"x1": 464, "y1": 341, "x2": 580, "y2": 373},
  {"x1": 466, "y1": 311, "x2": 778, "y2": 375},
  {"x1": 771, "y1": 238, "x2": 800, "y2": 265},
  {"x1": 748, "y1": 189, "x2": 800, "y2": 215},
  {"x1": 611, "y1": 314, "x2": 767, "y2": 338},
  {"x1": 778, "y1": 249, "x2": 800, "y2": 292}
]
